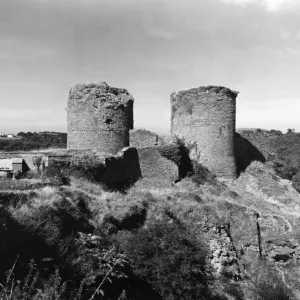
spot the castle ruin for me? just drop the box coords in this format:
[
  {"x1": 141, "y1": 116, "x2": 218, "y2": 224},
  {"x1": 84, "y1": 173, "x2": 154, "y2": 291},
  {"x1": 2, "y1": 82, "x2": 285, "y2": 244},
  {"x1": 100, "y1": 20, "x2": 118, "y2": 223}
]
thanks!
[
  {"x1": 171, "y1": 86, "x2": 238, "y2": 178},
  {"x1": 67, "y1": 81, "x2": 238, "y2": 179},
  {"x1": 67, "y1": 82, "x2": 134, "y2": 154}
]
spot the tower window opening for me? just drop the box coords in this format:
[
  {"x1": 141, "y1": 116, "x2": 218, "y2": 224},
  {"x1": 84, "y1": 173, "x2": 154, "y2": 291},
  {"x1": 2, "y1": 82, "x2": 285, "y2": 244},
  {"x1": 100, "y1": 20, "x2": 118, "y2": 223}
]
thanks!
[{"x1": 105, "y1": 118, "x2": 113, "y2": 125}]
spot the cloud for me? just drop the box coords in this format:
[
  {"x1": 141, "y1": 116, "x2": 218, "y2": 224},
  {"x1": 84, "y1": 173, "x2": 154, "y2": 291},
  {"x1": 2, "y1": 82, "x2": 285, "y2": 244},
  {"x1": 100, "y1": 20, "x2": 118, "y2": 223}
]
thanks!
[
  {"x1": 237, "y1": 98, "x2": 300, "y2": 131},
  {"x1": 1, "y1": 0, "x2": 300, "y2": 133},
  {"x1": 147, "y1": 28, "x2": 179, "y2": 40},
  {"x1": 221, "y1": 0, "x2": 299, "y2": 11},
  {"x1": 280, "y1": 28, "x2": 292, "y2": 40},
  {"x1": 0, "y1": 38, "x2": 56, "y2": 60}
]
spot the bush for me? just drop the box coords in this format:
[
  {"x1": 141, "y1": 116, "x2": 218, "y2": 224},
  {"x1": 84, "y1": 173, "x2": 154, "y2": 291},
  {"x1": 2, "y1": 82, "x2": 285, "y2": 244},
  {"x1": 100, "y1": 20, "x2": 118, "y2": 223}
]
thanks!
[
  {"x1": 102, "y1": 203, "x2": 147, "y2": 234},
  {"x1": 249, "y1": 260, "x2": 294, "y2": 300},
  {"x1": 292, "y1": 172, "x2": 300, "y2": 193},
  {"x1": 189, "y1": 161, "x2": 216, "y2": 185},
  {"x1": 272, "y1": 159, "x2": 298, "y2": 181},
  {"x1": 24, "y1": 170, "x2": 41, "y2": 179},
  {"x1": 251, "y1": 274, "x2": 293, "y2": 300},
  {"x1": 270, "y1": 129, "x2": 283, "y2": 136},
  {"x1": 115, "y1": 219, "x2": 209, "y2": 300},
  {"x1": 42, "y1": 165, "x2": 69, "y2": 186},
  {"x1": 0, "y1": 191, "x2": 133, "y2": 299},
  {"x1": 32, "y1": 155, "x2": 43, "y2": 172},
  {"x1": 69, "y1": 153, "x2": 105, "y2": 181},
  {"x1": 0, "y1": 260, "x2": 86, "y2": 300},
  {"x1": 12, "y1": 170, "x2": 22, "y2": 180}
]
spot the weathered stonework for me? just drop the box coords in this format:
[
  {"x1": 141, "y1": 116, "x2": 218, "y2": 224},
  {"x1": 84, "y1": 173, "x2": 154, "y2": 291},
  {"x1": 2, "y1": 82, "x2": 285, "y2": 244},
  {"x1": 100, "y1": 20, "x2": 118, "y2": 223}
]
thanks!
[
  {"x1": 138, "y1": 147, "x2": 179, "y2": 183},
  {"x1": 171, "y1": 86, "x2": 238, "y2": 178},
  {"x1": 130, "y1": 129, "x2": 164, "y2": 149},
  {"x1": 67, "y1": 82, "x2": 134, "y2": 154},
  {"x1": 44, "y1": 148, "x2": 141, "y2": 189}
]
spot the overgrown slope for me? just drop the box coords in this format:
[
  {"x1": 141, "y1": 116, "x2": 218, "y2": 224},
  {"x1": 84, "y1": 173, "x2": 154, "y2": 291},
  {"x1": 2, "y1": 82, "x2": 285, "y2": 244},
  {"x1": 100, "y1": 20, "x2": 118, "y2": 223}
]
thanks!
[{"x1": 1, "y1": 158, "x2": 300, "y2": 299}]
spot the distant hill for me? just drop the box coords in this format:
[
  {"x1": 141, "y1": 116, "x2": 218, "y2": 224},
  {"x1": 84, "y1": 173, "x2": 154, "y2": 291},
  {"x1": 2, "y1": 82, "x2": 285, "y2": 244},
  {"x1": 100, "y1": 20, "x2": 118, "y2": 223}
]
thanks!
[
  {"x1": 0, "y1": 131, "x2": 67, "y2": 151},
  {"x1": 237, "y1": 129, "x2": 300, "y2": 193}
]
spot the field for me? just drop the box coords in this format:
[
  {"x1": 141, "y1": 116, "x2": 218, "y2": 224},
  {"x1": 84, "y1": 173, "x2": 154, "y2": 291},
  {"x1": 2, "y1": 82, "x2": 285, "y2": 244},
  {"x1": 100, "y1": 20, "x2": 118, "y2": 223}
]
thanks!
[
  {"x1": 0, "y1": 137, "x2": 22, "y2": 140},
  {"x1": 0, "y1": 178, "x2": 44, "y2": 190}
]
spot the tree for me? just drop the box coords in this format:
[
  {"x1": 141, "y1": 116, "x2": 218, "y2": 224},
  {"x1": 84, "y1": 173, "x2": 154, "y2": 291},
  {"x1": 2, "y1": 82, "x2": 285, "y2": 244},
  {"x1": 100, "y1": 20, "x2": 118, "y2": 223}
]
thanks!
[
  {"x1": 286, "y1": 128, "x2": 295, "y2": 134},
  {"x1": 32, "y1": 156, "x2": 43, "y2": 173}
]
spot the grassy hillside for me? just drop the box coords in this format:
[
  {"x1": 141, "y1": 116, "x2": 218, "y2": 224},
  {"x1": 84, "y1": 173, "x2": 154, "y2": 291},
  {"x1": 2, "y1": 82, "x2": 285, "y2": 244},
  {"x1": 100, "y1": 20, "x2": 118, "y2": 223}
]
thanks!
[
  {"x1": 1, "y1": 133, "x2": 300, "y2": 299},
  {"x1": 265, "y1": 132, "x2": 300, "y2": 194},
  {"x1": 0, "y1": 132, "x2": 67, "y2": 151},
  {"x1": 0, "y1": 157, "x2": 299, "y2": 299},
  {"x1": 237, "y1": 129, "x2": 300, "y2": 193}
]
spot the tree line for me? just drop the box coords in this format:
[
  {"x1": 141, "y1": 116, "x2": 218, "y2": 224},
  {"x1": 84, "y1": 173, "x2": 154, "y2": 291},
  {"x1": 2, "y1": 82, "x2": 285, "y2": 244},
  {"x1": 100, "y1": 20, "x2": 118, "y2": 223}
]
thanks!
[{"x1": 0, "y1": 132, "x2": 67, "y2": 151}]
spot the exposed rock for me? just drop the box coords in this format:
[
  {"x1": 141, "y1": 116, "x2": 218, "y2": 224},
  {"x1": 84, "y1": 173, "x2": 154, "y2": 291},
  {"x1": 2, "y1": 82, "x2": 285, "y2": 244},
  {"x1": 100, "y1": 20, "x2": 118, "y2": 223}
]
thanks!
[{"x1": 208, "y1": 226, "x2": 241, "y2": 279}]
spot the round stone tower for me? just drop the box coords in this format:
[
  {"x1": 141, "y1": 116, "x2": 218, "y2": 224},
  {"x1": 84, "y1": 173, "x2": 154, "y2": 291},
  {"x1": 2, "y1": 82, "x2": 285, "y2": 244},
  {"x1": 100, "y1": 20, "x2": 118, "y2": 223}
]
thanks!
[
  {"x1": 67, "y1": 82, "x2": 134, "y2": 154},
  {"x1": 171, "y1": 85, "x2": 238, "y2": 178}
]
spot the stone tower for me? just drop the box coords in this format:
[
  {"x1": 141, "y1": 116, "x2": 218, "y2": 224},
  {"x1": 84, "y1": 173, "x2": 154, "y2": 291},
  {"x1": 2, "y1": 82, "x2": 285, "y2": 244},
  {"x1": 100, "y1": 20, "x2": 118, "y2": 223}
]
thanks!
[
  {"x1": 67, "y1": 82, "x2": 134, "y2": 154},
  {"x1": 171, "y1": 86, "x2": 238, "y2": 178}
]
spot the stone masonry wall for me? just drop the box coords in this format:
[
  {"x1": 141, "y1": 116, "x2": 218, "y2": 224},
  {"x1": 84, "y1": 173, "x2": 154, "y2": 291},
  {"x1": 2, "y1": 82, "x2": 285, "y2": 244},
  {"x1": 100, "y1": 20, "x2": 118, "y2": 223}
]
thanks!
[
  {"x1": 130, "y1": 129, "x2": 164, "y2": 149},
  {"x1": 67, "y1": 82, "x2": 134, "y2": 154},
  {"x1": 49, "y1": 148, "x2": 141, "y2": 189},
  {"x1": 101, "y1": 147, "x2": 141, "y2": 188},
  {"x1": 0, "y1": 153, "x2": 45, "y2": 171},
  {"x1": 138, "y1": 147, "x2": 179, "y2": 183},
  {"x1": 171, "y1": 86, "x2": 238, "y2": 178}
]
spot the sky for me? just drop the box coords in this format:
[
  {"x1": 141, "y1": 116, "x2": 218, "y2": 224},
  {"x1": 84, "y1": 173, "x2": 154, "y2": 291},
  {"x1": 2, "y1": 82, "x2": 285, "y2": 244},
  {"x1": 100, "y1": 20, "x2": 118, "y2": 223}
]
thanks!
[{"x1": 1, "y1": 0, "x2": 300, "y2": 134}]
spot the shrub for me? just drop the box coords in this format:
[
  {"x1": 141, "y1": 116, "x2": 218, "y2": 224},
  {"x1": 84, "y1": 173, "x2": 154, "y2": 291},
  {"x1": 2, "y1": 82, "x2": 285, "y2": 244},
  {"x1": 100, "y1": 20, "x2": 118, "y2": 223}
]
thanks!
[
  {"x1": 69, "y1": 153, "x2": 105, "y2": 181},
  {"x1": 270, "y1": 129, "x2": 283, "y2": 136},
  {"x1": 32, "y1": 155, "x2": 43, "y2": 172},
  {"x1": 292, "y1": 172, "x2": 300, "y2": 193},
  {"x1": 12, "y1": 170, "x2": 22, "y2": 180},
  {"x1": 24, "y1": 170, "x2": 40, "y2": 180},
  {"x1": 102, "y1": 203, "x2": 148, "y2": 234},
  {"x1": 70, "y1": 233, "x2": 132, "y2": 299},
  {"x1": 0, "y1": 193, "x2": 132, "y2": 299},
  {"x1": 249, "y1": 260, "x2": 294, "y2": 300},
  {"x1": 251, "y1": 274, "x2": 293, "y2": 300},
  {"x1": 0, "y1": 259, "x2": 41, "y2": 300},
  {"x1": 190, "y1": 161, "x2": 216, "y2": 185},
  {"x1": 42, "y1": 165, "x2": 69, "y2": 186},
  {"x1": 0, "y1": 260, "x2": 84, "y2": 300},
  {"x1": 115, "y1": 219, "x2": 209, "y2": 300},
  {"x1": 272, "y1": 159, "x2": 298, "y2": 181}
]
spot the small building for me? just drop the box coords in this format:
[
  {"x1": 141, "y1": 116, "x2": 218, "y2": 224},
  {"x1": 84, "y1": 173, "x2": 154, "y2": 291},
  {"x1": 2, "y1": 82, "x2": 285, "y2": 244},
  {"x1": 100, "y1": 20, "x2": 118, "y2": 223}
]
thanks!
[
  {"x1": 7, "y1": 134, "x2": 14, "y2": 138},
  {"x1": 0, "y1": 159, "x2": 13, "y2": 178},
  {"x1": 0, "y1": 159, "x2": 13, "y2": 170},
  {"x1": 0, "y1": 158, "x2": 24, "y2": 176},
  {"x1": 12, "y1": 158, "x2": 24, "y2": 172}
]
